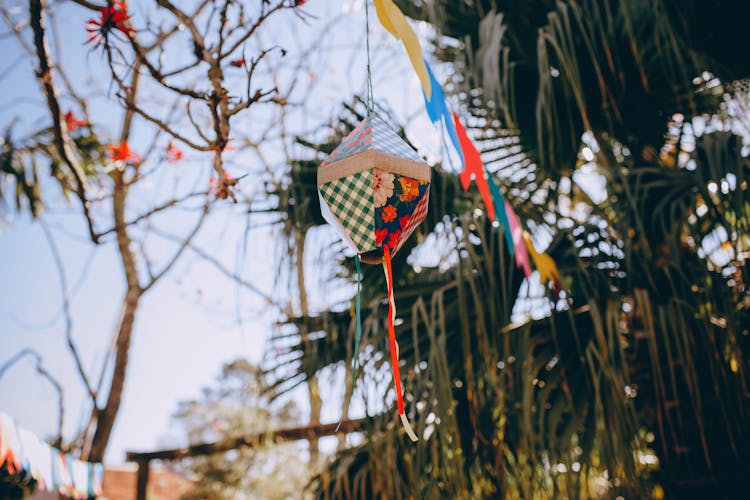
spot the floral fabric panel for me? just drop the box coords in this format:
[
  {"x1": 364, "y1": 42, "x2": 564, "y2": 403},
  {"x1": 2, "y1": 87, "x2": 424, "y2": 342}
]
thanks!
[{"x1": 373, "y1": 168, "x2": 429, "y2": 251}]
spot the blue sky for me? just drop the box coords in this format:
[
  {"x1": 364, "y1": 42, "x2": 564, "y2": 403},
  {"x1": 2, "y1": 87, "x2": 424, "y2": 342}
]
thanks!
[{"x1": 0, "y1": 0, "x2": 440, "y2": 463}]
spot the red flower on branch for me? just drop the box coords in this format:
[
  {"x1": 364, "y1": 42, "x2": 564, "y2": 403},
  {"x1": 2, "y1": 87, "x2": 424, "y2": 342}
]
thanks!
[
  {"x1": 230, "y1": 58, "x2": 245, "y2": 68},
  {"x1": 64, "y1": 111, "x2": 88, "y2": 132},
  {"x1": 107, "y1": 141, "x2": 140, "y2": 163},
  {"x1": 86, "y1": 1, "x2": 135, "y2": 47},
  {"x1": 295, "y1": 0, "x2": 307, "y2": 6},
  {"x1": 209, "y1": 172, "x2": 239, "y2": 200},
  {"x1": 166, "y1": 142, "x2": 183, "y2": 163}
]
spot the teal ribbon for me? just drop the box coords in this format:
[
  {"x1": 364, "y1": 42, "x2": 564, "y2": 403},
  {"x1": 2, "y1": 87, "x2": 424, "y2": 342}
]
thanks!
[
  {"x1": 486, "y1": 166, "x2": 514, "y2": 257},
  {"x1": 352, "y1": 254, "x2": 362, "y2": 378},
  {"x1": 337, "y1": 254, "x2": 362, "y2": 432}
]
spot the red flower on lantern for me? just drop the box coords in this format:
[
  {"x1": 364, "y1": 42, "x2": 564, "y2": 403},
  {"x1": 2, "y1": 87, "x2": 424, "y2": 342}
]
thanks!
[
  {"x1": 64, "y1": 111, "x2": 87, "y2": 132},
  {"x1": 86, "y1": 1, "x2": 135, "y2": 47},
  {"x1": 166, "y1": 141, "x2": 183, "y2": 163},
  {"x1": 107, "y1": 141, "x2": 140, "y2": 163},
  {"x1": 375, "y1": 228, "x2": 388, "y2": 246},
  {"x1": 382, "y1": 205, "x2": 397, "y2": 223},
  {"x1": 399, "y1": 214, "x2": 410, "y2": 230},
  {"x1": 386, "y1": 230, "x2": 401, "y2": 250}
]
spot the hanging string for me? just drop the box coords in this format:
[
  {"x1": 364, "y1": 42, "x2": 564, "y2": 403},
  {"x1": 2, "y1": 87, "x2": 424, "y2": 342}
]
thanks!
[
  {"x1": 383, "y1": 245, "x2": 419, "y2": 442},
  {"x1": 364, "y1": 0, "x2": 375, "y2": 113}
]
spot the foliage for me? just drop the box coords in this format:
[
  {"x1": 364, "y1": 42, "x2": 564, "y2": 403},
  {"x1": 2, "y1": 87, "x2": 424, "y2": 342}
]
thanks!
[
  {"x1": 0, "y1": 0, "x2": 313, "y2": 464},
  {"x1": 174, "y1": 359, "x2": 310, "y2": 500},
  {"x1": 266, "y1": 1, "x2": 750, "y2": 498}
]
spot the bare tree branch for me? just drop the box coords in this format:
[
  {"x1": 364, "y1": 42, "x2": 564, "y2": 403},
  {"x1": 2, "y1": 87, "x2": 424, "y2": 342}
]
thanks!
[
  {"x1": 150, "y1": 225, "x2": 278, "y2": 306},
  {"x1": 29, "y1": 0, "x2": 99, "y2": 244},
  {"x1": 0, "y1": 348, "x2": 65, "y2": 447},
  {"x1": 67, "y1": 0, "x2": 104, "y2": 10},
  {"x1": 40, "y1": 219, "x2": 98, "y2": 404},
  {"x1": 96, "y1": 190, "x2": 208, "y2": 238},
  {"x1": 220, "y1": 1, "x2": 288, "y2": 60},
  {"x1": 142, "y1": 203, "x2": 210, "y2": 292}
]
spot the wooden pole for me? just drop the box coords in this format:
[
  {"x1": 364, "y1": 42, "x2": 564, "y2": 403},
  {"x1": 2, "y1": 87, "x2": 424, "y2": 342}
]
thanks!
[
  {"x1": 135, "y1": 458, "x2": 149, "y2": 500},
  {"x1": 125, "y1": 417, "x2": 367, "y2": 462}
]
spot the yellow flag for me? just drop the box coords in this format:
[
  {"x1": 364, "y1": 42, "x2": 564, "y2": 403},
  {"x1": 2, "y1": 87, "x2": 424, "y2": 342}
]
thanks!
[
  {"x1": 374, "y1": 0, "x2": 432, "y2": 99},
  {"x1": 522, "y1": 231, "x2": 560, "y2": 286}
]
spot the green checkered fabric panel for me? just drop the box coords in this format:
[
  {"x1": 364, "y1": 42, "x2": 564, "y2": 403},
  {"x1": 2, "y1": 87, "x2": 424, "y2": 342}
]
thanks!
[{"x1": 319, "y1": 171, "x2": 376, "y2": 253}]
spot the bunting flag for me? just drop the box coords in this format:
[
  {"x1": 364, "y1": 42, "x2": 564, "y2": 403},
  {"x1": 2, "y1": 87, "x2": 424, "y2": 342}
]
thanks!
[
  {"x1": 374, "y1": 0, "x2": 431, "y2": 98},
  {"x1": 0, "y1": 411, "x2": 103, "y2": 498},
  {"x1": 423, "y1": 60, "x2": 464, "y2": 169},
  {"x1": 522, "y1": 231, "x2": 563, "y2": 298},
  {"x1": 486, "y1": 166, "x2": 514, "y2": 256},
  {"x1": 454, "y1": 113, "x2": 496, "y2": 221},
  {"x1": 505, "y1": 201, "x2": 532, "y2": 277},
  {"x1": 369, "y1": 0, "x2": 564, "y2": 310}
]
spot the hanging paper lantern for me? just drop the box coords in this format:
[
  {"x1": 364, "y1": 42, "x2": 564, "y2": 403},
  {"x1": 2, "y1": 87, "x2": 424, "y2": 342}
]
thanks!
[
  {"x1": 318, "y1": 114, "x2": 431, "y2": 264},
  {"x1": 318, "y1": 114, "x2": 429, "y2": 441}
]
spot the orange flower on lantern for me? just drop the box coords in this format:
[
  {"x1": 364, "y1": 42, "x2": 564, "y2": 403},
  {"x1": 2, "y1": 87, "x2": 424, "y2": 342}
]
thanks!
[
  {"x1": 398, "y1": 177, "x2": 419, "y2": 201},
  {"x1": 166, "y1": 142, "x2": 183, "y2": 163},
  {"x1": 382, "y1": 205, "x2": 397, "y2": 223},
  {"x1": 64, "y1": 111, "x2": 87, "y2": 132},
  {"x1": 86, "y1": 1, "x2": 135, "y2": 47},
  {"x1": 107, "y1": 141, "x2": 139, "y2": 163}
]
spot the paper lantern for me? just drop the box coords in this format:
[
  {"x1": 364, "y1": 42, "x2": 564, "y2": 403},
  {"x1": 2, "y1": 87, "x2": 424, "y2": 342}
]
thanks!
[
  {"x1": 317, "y1": 114, "x2": 430, "y2": 441},
  {"x1": 317, "y1": 114, "x2": 431, "y2": 264}
]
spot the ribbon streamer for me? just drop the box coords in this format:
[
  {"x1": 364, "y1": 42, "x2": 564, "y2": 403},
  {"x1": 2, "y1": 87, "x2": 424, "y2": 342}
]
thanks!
[
  {"x1": 423, "y1": 60, "x2": 464, "y2": 169},
  {"x1": 454, "y1": 113, "x2": 496, "y2": 221},
  {"x1": 374, "y1": 0, "x2": 432, "y2": 98},
  {"x1": 337, "y1": 254, "x2": 363, "y2": 433},
  {"x1": 383, "y1": 245, "x2": 419, "y2": 442}
]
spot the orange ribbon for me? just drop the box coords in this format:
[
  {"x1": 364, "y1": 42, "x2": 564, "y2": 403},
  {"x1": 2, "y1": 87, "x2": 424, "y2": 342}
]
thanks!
[{"x1": 383, "y1": 245, "x2": 419, "y2": 442}]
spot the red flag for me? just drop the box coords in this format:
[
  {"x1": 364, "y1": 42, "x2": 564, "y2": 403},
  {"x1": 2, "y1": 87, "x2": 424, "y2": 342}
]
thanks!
[{"x1": 453, "y1": 113, "x2": 496, "y2": 221}]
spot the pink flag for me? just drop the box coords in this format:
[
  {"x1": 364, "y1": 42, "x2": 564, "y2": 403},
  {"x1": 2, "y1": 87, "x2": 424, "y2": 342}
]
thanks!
[{"x1": 505, "y1": 200, "x2": 531, "y2": 277}]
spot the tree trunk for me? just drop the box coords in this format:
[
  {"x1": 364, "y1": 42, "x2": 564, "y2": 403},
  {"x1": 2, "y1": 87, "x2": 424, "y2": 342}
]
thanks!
[
  {"x1": 295, "y1": 229, "x2": 322, "y2": 466},
  {"x1": 87, "y1": 167, "x2": 142, "y2": 462}
]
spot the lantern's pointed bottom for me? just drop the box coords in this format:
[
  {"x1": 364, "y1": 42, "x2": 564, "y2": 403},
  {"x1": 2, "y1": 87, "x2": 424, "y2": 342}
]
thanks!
[{"x1": 359, "y1": 248, "x2": 384, "y2": 265}]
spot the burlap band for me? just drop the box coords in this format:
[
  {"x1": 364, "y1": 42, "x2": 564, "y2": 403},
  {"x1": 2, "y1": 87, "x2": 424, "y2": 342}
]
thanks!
[{"x1": 317, "y1": 150, "x2": 431, "y2": 185}]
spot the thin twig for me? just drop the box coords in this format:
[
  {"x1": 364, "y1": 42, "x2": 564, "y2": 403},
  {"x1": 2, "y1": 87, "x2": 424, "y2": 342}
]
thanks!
[
  {"x1": 150, "y1": 225, "x2": 278, "y2": 305},
  {"x1": 0, "y1": 348, "x2": 65, "y2": 447},
  {"x1": 40, "y1": 219, "x2": 98, "y2": 404},
  {"x1": 141, "y1": 203, "x2": 210, "y2": 292}
]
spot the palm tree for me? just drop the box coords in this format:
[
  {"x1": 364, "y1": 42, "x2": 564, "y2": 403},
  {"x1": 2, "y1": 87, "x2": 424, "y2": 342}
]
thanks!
[{"x1": 266, "y1": 1, "x2": 750, "y2": 498}]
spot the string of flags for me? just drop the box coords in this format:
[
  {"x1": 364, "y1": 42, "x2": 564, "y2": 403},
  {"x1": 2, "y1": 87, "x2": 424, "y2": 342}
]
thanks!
[
  {"x1": 0, "y1": 412, "x2": 103, "y2": 498},
  {"x1": 318, "y1": 0, "x2": 566, "y2": 443},
  {"x1": 372, "y1": 0, "x2": 562, "y2": 295}
]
